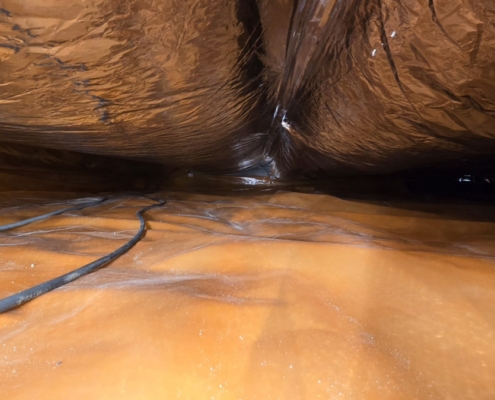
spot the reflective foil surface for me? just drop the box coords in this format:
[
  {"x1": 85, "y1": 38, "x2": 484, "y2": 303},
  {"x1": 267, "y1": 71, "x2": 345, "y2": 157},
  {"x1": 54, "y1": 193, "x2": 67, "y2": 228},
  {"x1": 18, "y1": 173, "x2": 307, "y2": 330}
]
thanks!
[{"x1": 0, "y1": 0, "x2": 494, "y2": 175}]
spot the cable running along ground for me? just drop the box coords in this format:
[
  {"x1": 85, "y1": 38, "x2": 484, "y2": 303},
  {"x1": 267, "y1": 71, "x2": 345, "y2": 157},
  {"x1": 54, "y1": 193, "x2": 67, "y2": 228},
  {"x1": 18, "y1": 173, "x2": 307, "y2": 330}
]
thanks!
[
  {"x1": 0, "y1": 197, "x2": 106, "y2": 232},
  {"x1": 0, "y1": 198, "x2": 165, "y2": 313}
]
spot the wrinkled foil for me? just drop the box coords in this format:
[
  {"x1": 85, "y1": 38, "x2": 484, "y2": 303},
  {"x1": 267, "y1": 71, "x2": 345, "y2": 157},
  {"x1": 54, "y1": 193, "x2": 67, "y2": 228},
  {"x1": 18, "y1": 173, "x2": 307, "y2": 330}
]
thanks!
[
  {"x1": 268, "y1": 0, "x2": 495, "y2": 175},
  {"x1": 0, "y1": 0, "x2": 495, "y2": 177},
  {"x1": 0, "y1": 0, "x2": 267, "y2": 172}
]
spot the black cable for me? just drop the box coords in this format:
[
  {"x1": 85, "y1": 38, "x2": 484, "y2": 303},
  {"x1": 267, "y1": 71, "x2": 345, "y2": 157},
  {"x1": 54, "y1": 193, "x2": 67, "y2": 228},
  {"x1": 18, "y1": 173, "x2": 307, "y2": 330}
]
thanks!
[
  {"x1": 0, "y1": 197, "x2": 106, "y2": 232},
  {"x1": 0, "y1": 198, "x2": 165, "y2": 313}
]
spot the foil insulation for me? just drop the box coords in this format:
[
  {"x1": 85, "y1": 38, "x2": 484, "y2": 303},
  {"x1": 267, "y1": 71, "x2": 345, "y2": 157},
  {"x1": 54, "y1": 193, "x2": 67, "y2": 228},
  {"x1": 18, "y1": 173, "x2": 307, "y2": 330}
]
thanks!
[{"x1": 0, "y1": 0, "x2": 494, "y2": 177}]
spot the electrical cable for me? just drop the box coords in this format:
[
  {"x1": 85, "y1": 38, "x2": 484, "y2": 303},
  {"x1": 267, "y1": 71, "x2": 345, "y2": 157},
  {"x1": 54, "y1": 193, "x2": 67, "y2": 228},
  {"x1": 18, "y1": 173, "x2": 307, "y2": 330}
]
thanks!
[
  {"x1": 0, "y1": 197, "x2": 165, "y2": 313},
  {"x1": 0, "y1": 197, "x2": 106, "y2": 232}
]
